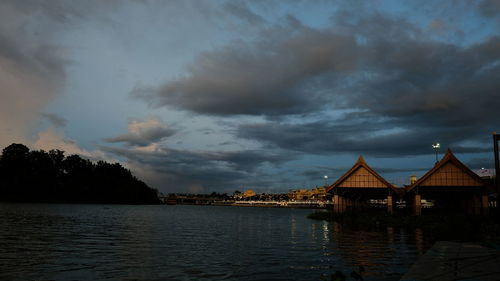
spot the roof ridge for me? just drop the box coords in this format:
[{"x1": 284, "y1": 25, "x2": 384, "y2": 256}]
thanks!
[
  {"x1": 405, "y1": 148, "x2": 485, "y2": 192},
  {"x1": 326, "y1": 156, "x2": 397, "y2": 193}
]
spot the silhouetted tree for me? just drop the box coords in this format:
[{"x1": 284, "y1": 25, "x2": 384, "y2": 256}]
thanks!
[{"x1": 0, "y1": 143, "x2": 160, "y2": 204}]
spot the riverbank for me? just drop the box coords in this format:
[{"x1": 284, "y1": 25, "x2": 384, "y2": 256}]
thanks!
[
  {"x1": 308, "y1": 210, "x2": 500, "y2": 242},
  {"x1": 217, "y1": 200, "x2": 331, "y2": 208}
]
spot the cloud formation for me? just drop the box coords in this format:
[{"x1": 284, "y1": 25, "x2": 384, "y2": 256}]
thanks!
[
  {"x1": 100, "y1": 144, "x2": 298, "y2": 193},
  {"x1": 104, "y1": 117, "x2": 176, "y2": 147},
  {"x1": 479, "y1": 0, "x2": 500, "y2": 17},
  {"x1": 132, "y1": 17, "x2": 358, "y2": 116},
  {"x1": 134, "y1": 8, "x2": 500, "y2": 158},
  {"x1": 0, "y1": 0, "x2": 125, "y2": 147},
  {"x1": 41, "y1": 113, "x2": 67, "y2": 128},
  {"x1": 32, "y1": 127, "x2": 114, "y2": 166},
  {"x1": 3, "y1": 0, "x2": 499, "y2": 193},
  {"x1": 0, "y1": 1, "x2": 67, "y2": 147}
]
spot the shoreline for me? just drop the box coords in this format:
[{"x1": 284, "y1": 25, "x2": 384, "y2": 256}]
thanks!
[{"x1": 166, "y1": 200, "x2": 333, "y2": 209}]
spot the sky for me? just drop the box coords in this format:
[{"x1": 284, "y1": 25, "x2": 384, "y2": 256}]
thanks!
[{"x1": 1, "y1": 0, "x2": 499, "y2": 194}]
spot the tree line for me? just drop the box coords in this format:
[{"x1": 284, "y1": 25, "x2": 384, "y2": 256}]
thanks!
[{"x1": 0, "y1": 143, "x2": 161, "y2": 204}]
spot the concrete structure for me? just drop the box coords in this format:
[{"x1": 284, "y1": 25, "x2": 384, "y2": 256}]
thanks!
[
  {"x1": 326, "y1": 156, "x2": 401, "y2": 213},
  {"x1": 401, "y1": 241, "x2": 500, "y2": 281}
]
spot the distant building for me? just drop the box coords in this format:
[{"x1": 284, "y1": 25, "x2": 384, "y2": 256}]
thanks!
[
  {"x1": 288, "y1": 189, "x2": 309, "y2": 200},
  {"x1": 233, "y1": 190, "x2": 242, "y2": 199},
  {"x1": 243, "y1": 189, "x2": 256, "y2": 198},
  {"x1": 288, "y1": 187, "x2": 327, "y2": 200},
  {"x1": 473, "y1": 168, "x2": 495, "y2": 180},
  {"x1": 310, "y1": 187, "x2": 327, "y2": 200}
]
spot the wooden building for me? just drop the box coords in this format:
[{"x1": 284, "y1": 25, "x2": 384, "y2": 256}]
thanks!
[
  {"x1": 405, "y1": 149, "x2": 492, "y2": 215},
  {"x1": 326, "y1": 156, "x2": 401, "y2": 213}
]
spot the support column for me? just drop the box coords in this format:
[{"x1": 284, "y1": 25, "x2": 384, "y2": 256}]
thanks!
[
  {"x1": 494, "y1": 133, "x2": 499, "y2": 198},
  {"x1": 413, "y1": 194, "x2": 421, "y2": 216},
  {"x1": 482, "y1": 195, "x2": 489, "y2": 216},
  {"x1": 473, "y1": 196, "x2": 481, "y2": 215},
  {"x1": 387, "y1": 195, "x2": 393, "y2": 214},
  {"x1": 333, "y1": 194, "x2": 340, "y2": 213}
]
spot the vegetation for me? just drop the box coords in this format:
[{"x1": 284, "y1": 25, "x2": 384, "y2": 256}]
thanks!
[
  {"x1": 308, "y1": 210, "x2": 500, "y2": 243},
  {"x1": 0, "y1": 143, "x2": 161, "y2": 204}
]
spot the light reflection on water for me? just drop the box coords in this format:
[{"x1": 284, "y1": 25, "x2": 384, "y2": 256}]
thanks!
[{"x1": 0, "y1": 204, "x2": 431, "y2": 281}]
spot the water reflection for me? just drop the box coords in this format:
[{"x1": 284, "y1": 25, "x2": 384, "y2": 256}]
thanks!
[
  {"x1": 415, "y1": 228, "x2": 424, "y2": 256},
  {"x1": 322, "y1": 221, "x2": 329, "y2": 243},
  {"x1": 0, "y1": 204, "x2": 430, "y2": 281},
  {"x1": 317, "y1": 221, "x2": 431, "y2": 280}
]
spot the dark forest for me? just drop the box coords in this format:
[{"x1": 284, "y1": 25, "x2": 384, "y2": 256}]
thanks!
[{"x1": 0, "y1": 143, "x2": 161, "y2": 204}]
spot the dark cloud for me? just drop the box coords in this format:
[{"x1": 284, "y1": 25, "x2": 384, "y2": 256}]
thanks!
[
  {"x1": 40, "y1": 113, "x2": 67, "y2": 128},
  {"x1": 105, "y1": 128, "x2": 175, "y2": 147},
  {"x1": 132, "y1": 17, "x2": 359, "y2": 116},
  {"x1": 127, "y1": 10, "x2": 499, "y2": 158},
  {"x1": 465, "y1": 157, "x2": 495, "y2": 169},
  {"x1": 223, "y1": 1, "x2": 266, "y2": 24},
  {"x1": 104, "y1": 118, "x2": 177, "y2": 147},
  {"x1": 479, "y1": 0, "x2": 500, "y2": 17},
  {"x1": 236, "y1": 117, "x2": 493, "y2": 158},
  {"x1": 132, "y1": 11, "x2": 499, "y2": 157},
  {"x1": 100, "y1": 145, "x2": 299, "y2": 192}
]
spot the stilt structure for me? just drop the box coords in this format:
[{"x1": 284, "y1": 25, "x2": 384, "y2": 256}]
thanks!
[
  {"x1": 326, "y1": 156, "x2": 401, "y2": 213},
  {"x1": 405, "y1": 149, "x2": 492, "y2": 215}
]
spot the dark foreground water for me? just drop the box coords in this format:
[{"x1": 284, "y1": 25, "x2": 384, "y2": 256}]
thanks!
[{"x1": 0, "y1": 204, "x2": 430, "y2": 281}]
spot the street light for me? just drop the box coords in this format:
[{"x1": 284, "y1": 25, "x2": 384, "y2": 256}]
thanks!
[
  {"x1": 324, "y1": 175, "x2": 328, "y2": 187},
  {"x1": 432, "y1": 142, "x2": 440, "y2": 163}
]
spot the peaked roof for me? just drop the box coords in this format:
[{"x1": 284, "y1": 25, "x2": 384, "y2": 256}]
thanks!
[
  {"x1": 405, "y1": 149, "x2": 486, "y2": 192},
  {"x1": 326, "y1": 155, "x2": 398, "y2": 193}
]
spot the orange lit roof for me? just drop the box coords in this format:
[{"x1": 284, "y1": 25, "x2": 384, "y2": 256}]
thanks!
[{"x1": 326, "y1": 156, "x2": 398, "y2": 193}]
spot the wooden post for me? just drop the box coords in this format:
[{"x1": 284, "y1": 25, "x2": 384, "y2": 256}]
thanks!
[
  {"x1": 413, "y1": 194, "x2": 422, "y2": 216},
  {"x1": 494, "y1": 133, "x2": 500, "y2": 213},
  {"x1": 481, "y1": 195, "x2": 489, "y2": 216},
  {"x1": 465, "y1": 198, "x2": 474, "y2": 215},
  {"x1": 387, "y1": 195, "x2": 393, "y2": 214},
  {"x1": 494, "y1": 133, "x2": 500, "y2": 197},
  {"x1": 333, "y1": 194, "x2": 340, "y2": 213},
  {"x1": 474, "y1": 196, "x2": 481, "y2": 215}
]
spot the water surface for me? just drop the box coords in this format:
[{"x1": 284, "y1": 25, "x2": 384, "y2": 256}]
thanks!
[{"x1": 0, "y1": 204, "x2": 430, "y2": 280}]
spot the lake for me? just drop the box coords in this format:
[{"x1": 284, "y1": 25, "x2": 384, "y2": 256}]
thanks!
[{"x1": 0, "y1": 204, "x2": 430, "y2": 280}]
